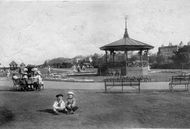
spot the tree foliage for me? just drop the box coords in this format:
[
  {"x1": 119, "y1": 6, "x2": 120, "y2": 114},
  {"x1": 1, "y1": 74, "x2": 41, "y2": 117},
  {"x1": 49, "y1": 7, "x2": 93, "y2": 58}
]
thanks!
[{"x1": 172, "y1": 46, "x2": 190, "y2": 65}]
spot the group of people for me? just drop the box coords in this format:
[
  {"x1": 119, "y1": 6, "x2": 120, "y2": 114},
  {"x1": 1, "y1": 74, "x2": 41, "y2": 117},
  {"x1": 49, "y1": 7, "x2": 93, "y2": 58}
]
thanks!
[
  {"x1": 73, "y1": 64, "x2": 86, "y2": 72},
  {"x1": 12, "y1": 67, "x2": 44, "y2": 91},
  {"x1": 53, "y1": 91, "x2": 78, "y2": 115}
]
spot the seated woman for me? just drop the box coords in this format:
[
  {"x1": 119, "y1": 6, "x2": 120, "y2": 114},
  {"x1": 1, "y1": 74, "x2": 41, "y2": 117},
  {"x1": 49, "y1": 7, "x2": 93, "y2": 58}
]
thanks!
[
  {"x1": 33, "y1": 71, "x2": 44, "y2": 90},
  {"x1": 20, "y1": 72, "x2": 29, "y2": 91},
  {"x1": 12, "y1": 74, "x2": 20, "y2": 89}
]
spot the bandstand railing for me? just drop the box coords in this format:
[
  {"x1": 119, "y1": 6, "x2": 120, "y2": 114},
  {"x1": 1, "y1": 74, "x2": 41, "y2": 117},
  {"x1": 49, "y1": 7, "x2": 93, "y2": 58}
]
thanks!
[
  {"x1": 126, "y1": 61, "x2": 149, "y2": 67},
  {"x1": 102, "y1": 61, "x2": 149, "y2": 68}
]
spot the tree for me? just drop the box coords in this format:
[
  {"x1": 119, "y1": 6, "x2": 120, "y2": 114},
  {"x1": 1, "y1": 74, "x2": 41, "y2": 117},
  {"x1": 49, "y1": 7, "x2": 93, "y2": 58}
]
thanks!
[
  {"x1": 156, "y1": 55, "x2": 166, "y2": 65},
  {"x1": 149, "y1": 53, "x2": 157, "y2": 64},
  {"x1": 171, "y1": 46, "x2": 190, "y2": 68},
  {"x1": 91, "y1": 53, "x2": 105, "y2": 68},
  {"x1": 43, "y1": 60, "x2": 49, "y2": 67}
]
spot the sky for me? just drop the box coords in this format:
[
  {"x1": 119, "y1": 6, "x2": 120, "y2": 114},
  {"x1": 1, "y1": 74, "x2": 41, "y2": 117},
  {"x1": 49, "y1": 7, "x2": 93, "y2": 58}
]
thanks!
[{"x1": 0, "y1": 0, "x2": 190, "y2": 66}]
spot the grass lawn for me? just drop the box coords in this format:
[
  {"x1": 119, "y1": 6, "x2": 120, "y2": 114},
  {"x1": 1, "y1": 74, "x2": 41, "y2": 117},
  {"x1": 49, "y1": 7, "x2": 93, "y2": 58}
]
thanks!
[{"x1": 1, "y1": 89, "x2": 190, "y2": 128}]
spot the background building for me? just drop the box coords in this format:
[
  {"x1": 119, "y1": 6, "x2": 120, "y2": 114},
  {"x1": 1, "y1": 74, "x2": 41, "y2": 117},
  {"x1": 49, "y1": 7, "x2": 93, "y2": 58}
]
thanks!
[
  {"x1": 158, "y1": 45, "x2": 178, "y2": 57},
  {"x1": 157, "y1": 41, "x2": 190, "y2": 64}
]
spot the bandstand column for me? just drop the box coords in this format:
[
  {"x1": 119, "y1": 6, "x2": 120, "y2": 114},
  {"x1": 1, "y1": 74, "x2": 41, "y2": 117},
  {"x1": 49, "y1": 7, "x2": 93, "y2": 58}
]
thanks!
[
  {"x1": 146, "y1": 50, "x2": 149, "y2": 64},
  {"x1": 105, "y1": 50, "x2": 108, "y2": 63},
  {"x1": 112, "y1": 51, "x2": 115, "y2": 64},
  {"x1": 124, "y1": 50, "x2": 128, "y2": 75},
  {"x1": 146, "y1": 50, "x2": 150, "y2": 70},
  {"x1": 139, "y1": 50, "x2": 142, "y2": 61},
  {"x1": 139, "y1": 50, "x2": 143, "y2": 68},
  {"x1": 109, "y1": 51, "x2": 112, "y2": 63}
]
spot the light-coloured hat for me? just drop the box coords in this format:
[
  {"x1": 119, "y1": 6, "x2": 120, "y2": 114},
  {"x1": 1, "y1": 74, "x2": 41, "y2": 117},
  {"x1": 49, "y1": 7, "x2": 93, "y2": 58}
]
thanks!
[
  {"x1": 37, "y1": 71, "x2": 41, "y2": 75},
  {"x1": 24, "y1": 68, "x2": 28, "y2": 71},
  {"x1": 32, "y1": 68, "x2": 38, "y2": 71},
  {"x1": 23, "y1": 75, "x2": 28, "y2": 79},
  {"x1": 67, "y1": 91, "x2": 74, "y2": 95}
]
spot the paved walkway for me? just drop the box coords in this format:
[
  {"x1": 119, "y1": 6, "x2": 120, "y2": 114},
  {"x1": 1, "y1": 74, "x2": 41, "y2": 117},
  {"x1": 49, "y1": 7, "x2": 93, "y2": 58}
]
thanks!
[{"x1": 0, "y1": 79, "x2": 171, "y2": 90}]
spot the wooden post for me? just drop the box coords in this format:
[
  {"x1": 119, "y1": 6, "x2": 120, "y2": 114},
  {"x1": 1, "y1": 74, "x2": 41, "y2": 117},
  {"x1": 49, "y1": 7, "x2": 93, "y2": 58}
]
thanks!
[{"x1": 105, "y1": 81, "x2": 107, "y2": 92}]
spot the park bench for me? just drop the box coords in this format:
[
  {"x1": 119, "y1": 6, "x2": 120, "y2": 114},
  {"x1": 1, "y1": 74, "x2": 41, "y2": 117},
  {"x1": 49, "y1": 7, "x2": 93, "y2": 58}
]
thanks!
[
  {"x1": 169, "y1": 75, "x2": 190, "y2": 92},
  {"x1": 104, "y1": 77, "x2": 141, "y2": 93}
]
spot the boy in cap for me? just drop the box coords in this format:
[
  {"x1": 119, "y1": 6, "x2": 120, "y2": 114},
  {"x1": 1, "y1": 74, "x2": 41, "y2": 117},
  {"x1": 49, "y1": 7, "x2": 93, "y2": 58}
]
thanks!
[
  {"x1": 66, "y1": 91, "x2": 78, "y2": 114},
  {"x1": 53, "y1": 94, "x2": 66, "y2": 114}
]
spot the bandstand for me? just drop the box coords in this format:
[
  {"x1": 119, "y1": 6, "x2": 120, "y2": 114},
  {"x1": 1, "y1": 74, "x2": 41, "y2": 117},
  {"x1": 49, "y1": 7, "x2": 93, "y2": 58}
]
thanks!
[{"x1": 100, "y1": 18, "x2": 154, "y2": 76}]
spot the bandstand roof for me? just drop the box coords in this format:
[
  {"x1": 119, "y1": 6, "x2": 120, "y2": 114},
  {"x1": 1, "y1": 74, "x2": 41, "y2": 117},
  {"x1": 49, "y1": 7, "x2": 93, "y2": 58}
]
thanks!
[
  {"x1": 100, "y1": 18, "x2": 154, "y2": 51},
  {"x1": 100, "y1": 37, "x2": 154, "y2": 51}
]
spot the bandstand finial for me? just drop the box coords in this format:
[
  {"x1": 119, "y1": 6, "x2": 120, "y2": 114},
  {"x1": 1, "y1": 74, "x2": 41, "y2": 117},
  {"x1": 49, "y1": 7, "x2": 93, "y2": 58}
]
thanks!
[{"x1": 124, "y1": 15, "x2": 129, "y2": 38}]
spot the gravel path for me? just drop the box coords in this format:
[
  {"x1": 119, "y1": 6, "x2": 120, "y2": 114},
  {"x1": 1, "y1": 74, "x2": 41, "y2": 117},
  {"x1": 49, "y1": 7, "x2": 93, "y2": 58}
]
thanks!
[{"x1": 0, "y1": 79, "x2": 171, "y2": 90}]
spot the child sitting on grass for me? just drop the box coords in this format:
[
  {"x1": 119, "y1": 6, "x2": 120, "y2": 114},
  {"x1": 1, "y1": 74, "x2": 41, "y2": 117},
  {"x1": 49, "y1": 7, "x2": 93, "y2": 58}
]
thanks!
[
  {"x1": 52, "y1": 94, "x2": 67, "y2": 115},
  {"x1": 66, "y1": 91, "x2": 78, "y2": 114}
]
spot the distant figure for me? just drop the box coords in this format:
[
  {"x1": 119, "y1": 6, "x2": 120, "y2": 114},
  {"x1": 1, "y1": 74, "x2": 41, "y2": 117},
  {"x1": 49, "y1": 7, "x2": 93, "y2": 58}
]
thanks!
[
  {"x1": 73, "y1": 65, "x2": 77, "y2": 72},
  {"x1": 82, "y1": 65, "x2": 86, "y2": 71},
  {"x1": 65, "y1": 91, "x2": 78, "y2": 114},
  {"x1": 48, "y1": 66, "x2": 51, "y2": 75},
  {"x1": 77, "y1": 64, "x2": 80, "y2": 72},
  {"x1": 53, "y1": 94, "x2": 67, "y2": 115},
  {"x1": 6, "y1": 70, "x2": 10, "y2": 78}
]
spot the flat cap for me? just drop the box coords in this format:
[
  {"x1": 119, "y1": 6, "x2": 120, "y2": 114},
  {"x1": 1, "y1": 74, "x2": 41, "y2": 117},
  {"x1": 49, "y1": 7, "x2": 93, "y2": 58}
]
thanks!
[{"x1": 56, "y1": 94, "x2": 63, "y2": 97}]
